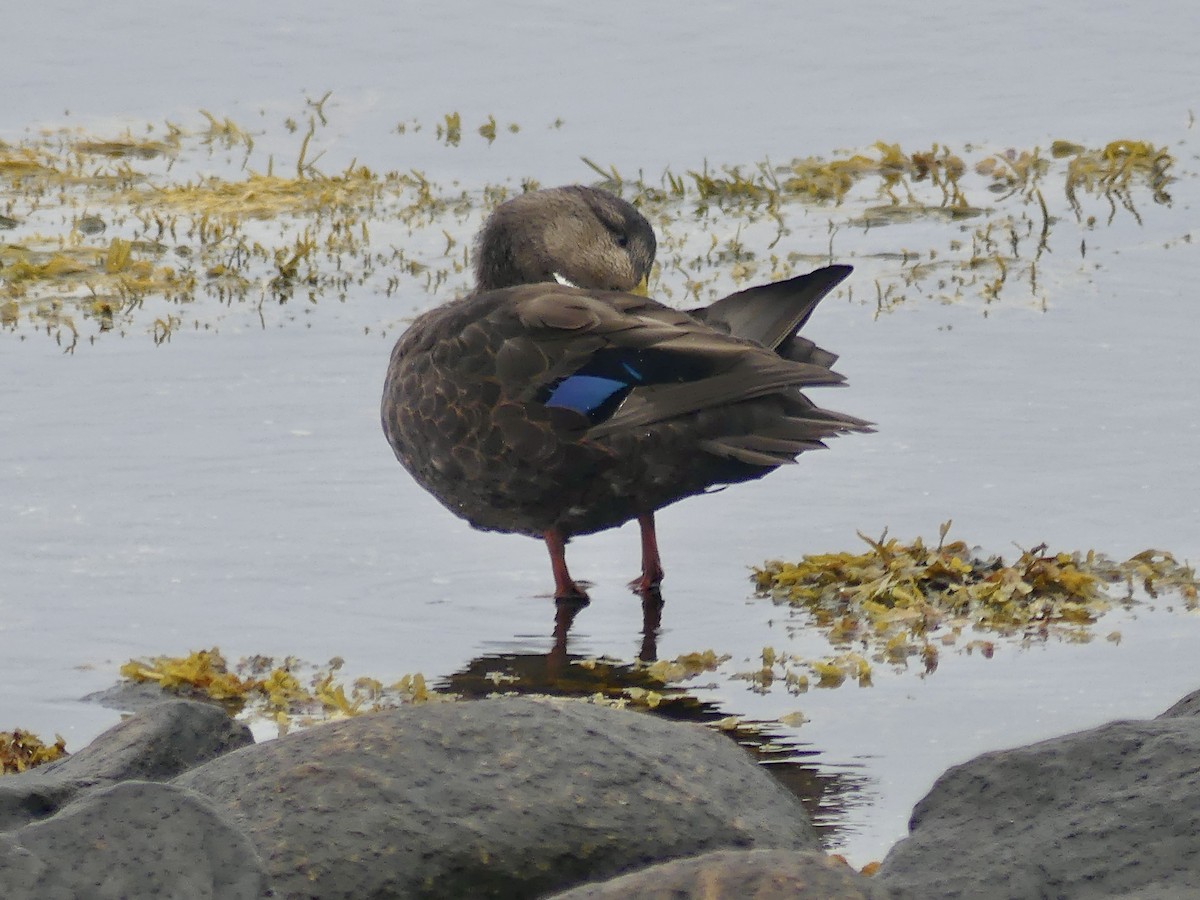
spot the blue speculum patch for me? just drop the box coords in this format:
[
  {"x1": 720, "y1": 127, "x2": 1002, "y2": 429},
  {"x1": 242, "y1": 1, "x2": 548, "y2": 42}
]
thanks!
[
  {"x1": 540, "y1": 350, "x2": 652, "y2": 422},
  {"x1": 544, "y1": 374, "x2": 631, "y2": 416},
  {"x1": 539, "y1": 348, "x2": 714, "y2": 424}
]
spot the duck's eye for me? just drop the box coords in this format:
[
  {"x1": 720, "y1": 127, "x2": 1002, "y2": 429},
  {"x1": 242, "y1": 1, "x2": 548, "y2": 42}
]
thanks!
[{"x1": 615, "y1": 234, "x2": 629, "y2": 249}]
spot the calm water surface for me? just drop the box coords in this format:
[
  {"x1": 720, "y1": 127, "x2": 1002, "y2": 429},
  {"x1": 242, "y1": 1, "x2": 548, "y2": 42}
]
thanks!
[{"x1": 3, "y1": 0, "x2": 1199, "y2": 864}]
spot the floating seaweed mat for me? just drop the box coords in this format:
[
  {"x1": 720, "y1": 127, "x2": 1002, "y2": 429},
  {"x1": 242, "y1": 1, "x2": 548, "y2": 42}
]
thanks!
[
  {"x1": 750, "y1": 522, "x2": 1198, "y2": 685},
  {"x1": 0, "y1": 105, "x2": 1180, "y2": 348}
]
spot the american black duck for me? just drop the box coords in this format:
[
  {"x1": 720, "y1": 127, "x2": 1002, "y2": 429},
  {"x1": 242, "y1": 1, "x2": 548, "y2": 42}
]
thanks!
[{"x1": 381, "y1": 185, "x2": 870, "y2": 600}]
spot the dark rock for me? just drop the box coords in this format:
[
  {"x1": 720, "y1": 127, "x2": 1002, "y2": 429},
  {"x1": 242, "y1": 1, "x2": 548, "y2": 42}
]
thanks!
[
  {"x1": 877, "y1": 716, "x2": 1200, "y2": 899},
  {"x1": 0, "y1": 778, "x2": 79, "y2": 834},
  {"x1": 84, "y1": 678, "x2": 220, "y2": 713},
  {"x1": 545, "y1": 848, "x2": 887, "y2": 899},
  {"x1": 0, "y1": 700, "x2": 252, "y2": 830},
  {"x1": 1158, "y1": 688, "x2": 1200, "y2": 719},
  {"x1": 36, "y1": 698, "x2": 252, "y2": 783},
  {"x1": 176, "y1": 696, "x2": 819, "y2": 899},
  {"x1": 0, "y1": 780, "x2": 271, "y2": 899}
]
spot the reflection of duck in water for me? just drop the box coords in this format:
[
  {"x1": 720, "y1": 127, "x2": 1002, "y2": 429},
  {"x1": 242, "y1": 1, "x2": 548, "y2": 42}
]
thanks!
[
  {"x1": 438, "y1": 609, "x2": 862, "y2": 844},
  {"x1": 382, "y1": 186, "x2": 870, "y2": 600}
]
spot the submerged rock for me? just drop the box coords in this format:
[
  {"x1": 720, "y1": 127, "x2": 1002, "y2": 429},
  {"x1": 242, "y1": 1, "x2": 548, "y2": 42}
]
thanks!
[
  {"x1": 174, "y1": 696, "x2": 820, "y2": 898},
  {"x1": 544, "y1": 848, "x2": 886, "y2": 899},
  {"x1": 877, "y1": 711, "x2": 1200, "y2": 898}
]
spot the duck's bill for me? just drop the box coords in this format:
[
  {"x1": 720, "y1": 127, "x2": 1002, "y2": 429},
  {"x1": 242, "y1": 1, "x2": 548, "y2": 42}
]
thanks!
[{"x1": 552, "y1": 273, "x2": 649, "y2": 296}]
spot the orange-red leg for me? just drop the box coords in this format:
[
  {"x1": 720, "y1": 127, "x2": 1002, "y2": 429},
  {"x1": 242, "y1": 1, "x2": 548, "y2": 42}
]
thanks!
[
  {"x1": 628, "y1": 512, "x2": 664, "y2": 594},
  {"x1": 543, "y1": 527, "x2": 589, "y2": 601}
]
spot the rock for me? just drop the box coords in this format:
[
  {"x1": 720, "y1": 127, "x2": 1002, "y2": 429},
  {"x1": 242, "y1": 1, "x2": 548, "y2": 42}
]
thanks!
[
  {"x1": 176, "y1": 696, "x2": 819, "y2": 898},
  {"x1": 84, "y1": 678, "x2": 210, "y2": 713},
  {"x1": 0, "y1": 777, "x2": 79, "y2": 835},
  {"x1": 877, "y1": 715, "x2": 1200, "y2": 899},
  {"x1": 544, "y1": 848, "x2": 887, "y2": 899},
  {"x1": 1158, "y1": 687, "x2": 1200, "y2": 719},
  {"x1": 35, "y1": 698, "x2": 253, "y2": 783},
  {"x1": 0, "y1": 700, "x2": 252, "y2": 831},
  {"x1": 0, "y1": 780, "x2": 270, "y2": 899}
]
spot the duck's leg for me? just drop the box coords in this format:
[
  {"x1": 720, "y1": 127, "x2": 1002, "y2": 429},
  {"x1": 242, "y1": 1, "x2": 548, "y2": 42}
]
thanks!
[
  {"x1": 628, "y1": 512, "x2": 665, "y2": 594},
  {"x1": 543, "y1": 527, "x2": 589, "y2": 601}
]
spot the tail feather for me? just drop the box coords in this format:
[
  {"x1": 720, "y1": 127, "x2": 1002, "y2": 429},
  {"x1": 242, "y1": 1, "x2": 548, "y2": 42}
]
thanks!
[
  {"x1": 699, "y1": 438, "x2": 802, "y2": 466},
  {"x1": 587, "y1": 264, "x2": 870, "y2": 470},
  {"x1": 779, "y1": 334, "x2": 839, "y2": 367}
]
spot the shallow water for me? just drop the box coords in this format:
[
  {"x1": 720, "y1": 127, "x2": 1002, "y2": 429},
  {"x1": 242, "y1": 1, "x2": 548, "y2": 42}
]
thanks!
[{"x1": 3, "y1": 0, "x2": 1200, "y2": 865}]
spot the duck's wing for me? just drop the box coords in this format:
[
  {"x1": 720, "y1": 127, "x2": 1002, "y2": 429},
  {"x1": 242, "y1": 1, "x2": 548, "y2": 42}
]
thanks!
[
  {"x1": 693, "y1": 265, "x2": 850, "y2": 348},
  {"x1": 507, "y1": 281, "x2": 858, "y2": 445},
  {"x1": 692, "y1": 265, "x2": 851, "y2": 367}
]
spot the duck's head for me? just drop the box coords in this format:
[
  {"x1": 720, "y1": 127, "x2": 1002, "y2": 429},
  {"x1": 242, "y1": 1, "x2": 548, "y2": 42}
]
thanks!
[{"x1": 474, "y1": 185, "x2": 656, "y2": 293}]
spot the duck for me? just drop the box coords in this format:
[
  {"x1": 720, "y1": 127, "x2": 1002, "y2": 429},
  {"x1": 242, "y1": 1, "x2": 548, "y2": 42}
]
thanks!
[{"x1": 381, "y1": 185, "x2": 870, "y2": 601}]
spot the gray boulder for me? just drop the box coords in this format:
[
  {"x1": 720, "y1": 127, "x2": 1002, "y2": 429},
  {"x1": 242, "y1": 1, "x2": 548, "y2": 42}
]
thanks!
[
  {"x1": 877, "y1": 714, "x2": 1200, "y2": 898},
  {"x1": 176, "y1": 696, "x2": 820, "y2": 898},
  {"x1": 545, "y1": 848, "x2": 887, "y2": 899},
  {"x1": 0, "y1": 699, "x2": 252, "y2": 831},
  {"x1": 1158, "y1": 687, "x2": 1200, "y2": 719},
  {"x1": 0, "y1": 780, "x2": 270, "y2": 899}
]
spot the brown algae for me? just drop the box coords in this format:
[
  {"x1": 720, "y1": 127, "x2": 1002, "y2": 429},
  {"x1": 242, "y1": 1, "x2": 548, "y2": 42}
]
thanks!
[
  {"x1": 1, "y1": 728, "x2": 68, "y2": 774},
  {"x1": 0, "y1": 102, "x2": 1178, "y2": 348},
  {"x1": 748, "y1": 522, "x2": 1198, "y2": 689},
  {"x1": 119, "y1": 648, "x2": 445, "y2": 735}
]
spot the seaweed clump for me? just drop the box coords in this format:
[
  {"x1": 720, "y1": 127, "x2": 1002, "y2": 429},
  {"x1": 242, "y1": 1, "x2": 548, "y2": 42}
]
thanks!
[
  {"x1": 749, "y1": 523, "x2": 1198, "y2": 687},
  {"x1": 120, "y1": 648, "x2": 448, "y2": 735},
  {"x1": 1, "y1": 728, "x2": 68, "y2": 774},
  {"x1": 0, "y1": 104, "x2": 1181, "y2": 349}
]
